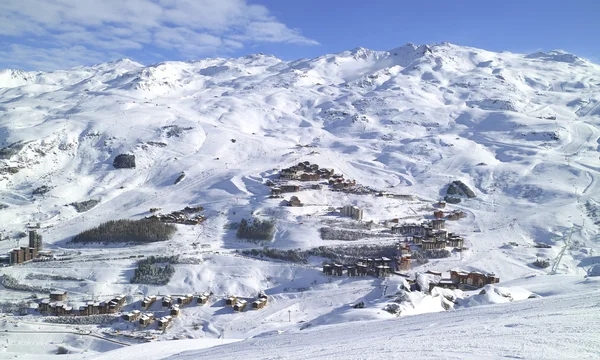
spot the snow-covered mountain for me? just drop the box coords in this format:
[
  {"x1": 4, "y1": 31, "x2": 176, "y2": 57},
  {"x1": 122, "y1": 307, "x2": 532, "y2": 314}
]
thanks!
[{"x1": 0, "y1": 42, "x2": 599, "y2": 358}]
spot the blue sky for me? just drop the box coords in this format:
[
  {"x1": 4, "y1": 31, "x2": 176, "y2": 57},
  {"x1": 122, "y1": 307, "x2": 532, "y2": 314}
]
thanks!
[{"x1": 0, "y1": 0, "x2": 598, "y2": 70}]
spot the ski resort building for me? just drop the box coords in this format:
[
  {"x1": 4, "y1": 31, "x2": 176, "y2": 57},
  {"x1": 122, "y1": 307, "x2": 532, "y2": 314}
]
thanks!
[
  {"x1": 233, "y1": 300, "x2": 248, "y2": 312},
  {"x1": 197, "y1": 293, "x2": 210, "y2": 305},
  {"x1": 341, "y1": 205, "x2": 363, "y2": 220},
  {"x1": 226, "y1": 296, "x2": 238, "y2": 307},
  {"x1": 50, "y1": 291, "x2": 68, "y2": 301},
  {"x1": 142, "y1": 295, "x2": 157, "y2": 309},
  {"x1": 157, "y1": 316, "x2": 173, "y2": 330}
]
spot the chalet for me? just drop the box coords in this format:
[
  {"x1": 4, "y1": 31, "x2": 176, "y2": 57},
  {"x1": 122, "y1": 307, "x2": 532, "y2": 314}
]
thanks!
[
  {"x1": 300, "y1": 173, "x2": 320, "y2": 181},
  {"x1": 412, "y1": 235, "x2": 423, "y2": 245},
  {"x1": 169, "y1": 305, "x2": 180, "y2": 317},
  {"x1": 157, "y1": 316, "x2": 173, "y2": 330},
  {"x1": 449, "y1": 270, "x2": 499, "y2": 289},
  {"x1": 446, "y1": 211, "x2": 466, "y2": 221},
  {"x1": 177, "y1": 294, "x2": 194, "y2": 306},
  {"x1": 124, "y1": 310, "x2": 141, "y2": 322},
  {"x1": 309, "y1": 164, "x2": 319, "y2": 172},
  {"x1": 141, "y1": 296, "x2": 157, "y2": 309},
  {"x1": 50, "y1": 291, "x2": 68, "y2": 302},
  {"x1": 270, "y1": 187, "x2": 282, "y2": 196},
  {"x1": 433, "y1": 211, "x2": 445, "y2": 219},
  {"x1": 252, "y1": 298, "x2": 267, "y2": 310},
  {"x1": 162, "y1": 296, "x2": 172, "y2": 307},
  {"x1": 311, "y1": 184, "x2": 322, "y2": 190},
  {"x1": 280, "y1": 185, "x2": 300, "y2": 193},
  {"x1": 197, "y1": 293, "x2": 210, "y2": 305},
  {"x1": 288, "y1": 196, "x2": 302, "y2": 207},
  {"x1": 437, "y1": 201, "x2": 446, "y2": 208},
  {"x1": 252, "y1": 294, "x2": 268, "y2": 310},
  {"x1": 233, "y1": 300, "x2": 247, "y2": 312},
  {"x1": 226, "y1": 296, "x2": 238, "y2": 307},
  {"x1": 139, "y1": 313, "x2": 155, "y2": 327}
]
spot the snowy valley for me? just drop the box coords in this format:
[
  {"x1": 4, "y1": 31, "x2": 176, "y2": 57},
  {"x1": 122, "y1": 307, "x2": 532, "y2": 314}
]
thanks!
[{"x1": 0, "y1": 42, "x2": 599, "y2": 359}]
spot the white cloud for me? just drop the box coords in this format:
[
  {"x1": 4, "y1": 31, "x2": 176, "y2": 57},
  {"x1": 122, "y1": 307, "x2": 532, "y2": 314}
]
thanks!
[{"x1": 0, "y1": 0, "x2": 318, "y2": 70}]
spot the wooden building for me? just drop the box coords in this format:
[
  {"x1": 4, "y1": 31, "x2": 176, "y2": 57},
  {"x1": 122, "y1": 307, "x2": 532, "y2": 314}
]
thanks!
[
  {"x1": 252, "y1": 295, "x2": 268, "y2": 310},
  {"x1": 139, "y1": 313, "x2": 155, "y2": 327},
  {"x1": 162, "y1": 296, "x2": 172, "y2": 308},
  {"x1": 433, "y1": 211, "x2": 445, "y2": 219},
  {"x1": 280, "y1": 185, "x2": 300, "y2": 193},
  {"x1": 226, "y1": 296, "x2": 238, "y2": 307},
  {"x1": 124, "y1": 310, "x2": 141, "y2": 322},
  {"x1": 142, "y1": 295, "x2": 157, "y2": 309},
  {"x1": 169, "y1": 305, "x2": 180, "y2": 317},
  {"x1": 157, "y1": 316, "x2": 173, "y2": 330},
  {"x1": 197, "y1": 293, "x2": 210, "y2": 305},
  {"x1": 300, "y1": 173, "x2": 320, "y2": 181},
  {"x1": 50, "y1": 291, "x2": 68, "y2": 302},
  {"x1": 177, "y1": 294, "x2": 194, "y2": 306},
  {"x1": 233, "y1": 300, "x2": 247, "y2": 312}
]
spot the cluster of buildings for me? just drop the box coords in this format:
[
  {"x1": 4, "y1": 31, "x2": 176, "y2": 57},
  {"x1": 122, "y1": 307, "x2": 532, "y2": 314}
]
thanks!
[
  {"x1": 279, "y1": 161, "x2": 335, "y2": 181},
  {"x1": 427, "y1": 270, "x2": 500, "y2": 291},
  {"x1": 38, "y1": 291, "x2": 127, "y2": 316},
  {"x1": 225, "y1": 293, "x2": 269, "y2": 312},
  {"x1": 7, "y1": 230, "x2": 51, "y2": 265},
  {"x1": 323, "y1": 257, "x2": 394, "y2": 278},
  {"x1": 146, "y1": 206, "x2": 205, "y2": 225},
  {"x1": 392, "y1": 219, "x2": 465, "y2": 250}
]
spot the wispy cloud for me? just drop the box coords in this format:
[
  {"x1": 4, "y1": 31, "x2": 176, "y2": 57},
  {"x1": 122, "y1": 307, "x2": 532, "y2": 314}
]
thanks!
[{"x1": 0, "y1": 0, "x2": 318, "y2": 70}]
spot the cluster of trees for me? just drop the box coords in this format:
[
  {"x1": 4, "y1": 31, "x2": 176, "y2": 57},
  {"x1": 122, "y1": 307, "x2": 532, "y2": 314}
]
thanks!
[
  {"x1": 1, "y1": 274, "x2": 56, "y2": 293},
  {"x1": 71, "y1": 219, "x2": 177, "y2": 244},
  {"x1": 242, "y1": 248, "x2": 308, "y2": 263},
  {"x1": 319, "y1": 227, "x2": 381, "y2": 241},
  {"x1": 70, "y1": 199, "x2": 100, "y2": 213},
  {"x1": 130, "y1": 255, "x2": 179, "y2": 285},
  {"x1": 44, "y1": 314, "x2": 119, "y2": 325},
  {"x1": 236, "y1": 218, "x2": 275, "y2": 241},
  {"x1": 241, "y1": 244, "x2": 398, "y2": 265},
  {"x1": 0, "y1": 300, "x2": 29, "y2": 314},
  {"x1": 25, "y1": 273, "x2": 83, "y2": 281},
  {"x1": 533, "y1": 258, "x2": 550, "y2": 268}
]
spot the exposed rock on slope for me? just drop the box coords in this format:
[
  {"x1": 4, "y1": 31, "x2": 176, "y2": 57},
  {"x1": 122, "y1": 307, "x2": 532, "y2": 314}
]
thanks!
[{"x1": 113, "y1": 154, "x2": 136, "y2": 169}]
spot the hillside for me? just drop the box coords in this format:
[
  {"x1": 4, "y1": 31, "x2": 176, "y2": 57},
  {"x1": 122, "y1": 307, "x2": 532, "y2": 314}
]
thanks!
[{"x1": 0, "y1": 42, "x2": 599, "y2": 358}]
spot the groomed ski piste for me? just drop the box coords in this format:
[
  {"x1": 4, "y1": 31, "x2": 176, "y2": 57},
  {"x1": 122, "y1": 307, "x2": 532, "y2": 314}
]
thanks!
[{"x1": 0, "y1": 43, "x2": 599, "y2": 359}]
